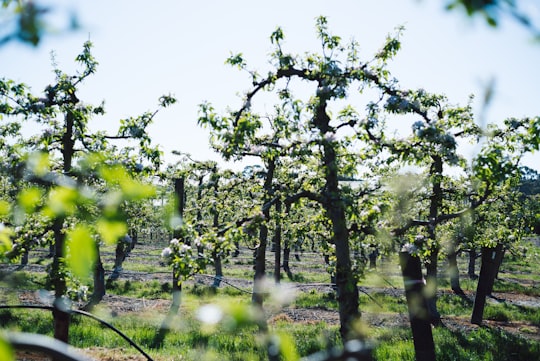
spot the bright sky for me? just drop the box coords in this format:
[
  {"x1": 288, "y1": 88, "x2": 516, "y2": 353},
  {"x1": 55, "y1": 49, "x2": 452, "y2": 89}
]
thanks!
[{"x1": 2, "y1": 0, "x2": 540, "y2": 171}]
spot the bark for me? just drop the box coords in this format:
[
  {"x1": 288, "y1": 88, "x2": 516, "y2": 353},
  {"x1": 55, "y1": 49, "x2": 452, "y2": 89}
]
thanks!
[
  {"x1": 447, "y1": 241, "x2": 464, "y2": 295},
  {"x1": 468, "y1": 249, "x2": 478, "y2": 279},
  {"x1": 471, "y1": 244, "x2": 503, "y2": 325},
  {"x1": 51, "y1": 218, "x2": 69, "y2": 343},
  {"x1": 425, "y1": 155, "x2": 443, "y2": 326},
  {"x1": 81, "y1": 243, "x2": 105, "y2": 311},
  {"x1": 109, "y1": 235, "x2": 131, "y2": 281},
  {"x1": 153, "y1": 177, "x2": 185, "y2": 348},
  {"x1": 211, "y1": 171, "x2": 223, "y2": 289},
  {"x1": 322, "y1": 130, "x2": 359, "y2": 339},
  {"x1": 424, "y1": 252, "x2": 441, "y2": 325},
  {"x1": 51, "y1": 108, "x2": 77, "y2": 342},
  {"x1": 283, "y1": 239, "x2": 293, "y2": 280},
  {"x1": 399, "y1": 251, "x2": 436, "y2": 361},
  {"x1": 152, "y1": 272, "x2": 181, "y2": 348},
  {"x1": 252, "y1": 160, "x2": 275, "y2": 322},
  {"x1": 212, "y1": 252, "x2": 223, "y2": 288},
  {"x1": 273, "y1": 199, "x2": 282, "y2": 284},
  {"x1": 324, "y1": 254, "x2": 337, "y2": 287},
  {"x1": 493, "y1": 247, "x2": 506, "y2": 281}
]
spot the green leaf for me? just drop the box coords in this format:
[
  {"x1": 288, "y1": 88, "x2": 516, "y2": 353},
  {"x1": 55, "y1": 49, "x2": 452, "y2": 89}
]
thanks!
[
  {"x1": 99, "y1": 164, "x2": 127, "y2": 185},
  {"x1": 65, "y1": 225, "x2": 96, "y2": 280},
  {"x1": 26, "y1": 151, "x2": 50, "y2": 176},
  {"x1": 17, "y1": 187, "x2": 43, "y2": 212},
  {"x1": 97, "y1": 219, "x2": 127, "y2": 245},
  {"x1": 120, "y1": 178, "x2": 156, "y2": 201},
  {"x1": 276, "y1": 332, "x2": 300, "y2": 361},
  {"x1": 0, "y1": 335, "x2": 14, "y2": 361},
  {"x1": 0, "y1": 226, "x2": 13, "y2": 259},
  {"x1": 43, "y1": 186, "x2": 78, "y2": 218},
  {"x1": 0, "y1": 200, "x2": 10, "y2": 216}
]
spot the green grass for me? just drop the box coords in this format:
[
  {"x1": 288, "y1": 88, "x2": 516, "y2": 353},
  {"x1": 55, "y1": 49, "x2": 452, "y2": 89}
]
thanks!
[
  {"x1": 484, "y1": 301, "x2": 540, "y2": 325},
  {"x1": 2, "y1": 241, "x2": 540, "y2": 360},
  {"x1": 372, "y1": 325, "x2": 540, "y2": 361},
  {"x1": 106, "y1": 279, "x2": 173, "y2": 299},
  {"x1": 294, "y1": 289, "x2": 337, "y2": 310},
  {"x1": 0, "y1": 270, "x2": 46, "y2": 291},
  {"x1": 492, "y1": 278, "x2": 540, "y2": 297}
]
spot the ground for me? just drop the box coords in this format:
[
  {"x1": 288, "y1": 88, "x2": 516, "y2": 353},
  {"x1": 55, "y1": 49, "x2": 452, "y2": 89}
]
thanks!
[{"x1": 2, "y1": 239, "x2": 539, "y2": 360}]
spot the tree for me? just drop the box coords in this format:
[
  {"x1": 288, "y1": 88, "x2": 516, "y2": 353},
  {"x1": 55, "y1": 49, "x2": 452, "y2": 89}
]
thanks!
[
  {"x1": 0, "y1": 41, "x2": 175, "y2": 342},
  {"x1": 199, "y1": 16, "x2": 411, "y2": 340}
]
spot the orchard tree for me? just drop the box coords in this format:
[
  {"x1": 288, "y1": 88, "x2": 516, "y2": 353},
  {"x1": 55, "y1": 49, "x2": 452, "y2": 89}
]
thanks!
[
  {"x1": 199, "y1": 16, "x2": 410, "y2": 340},
  {"x1": 165, "y1": 154, "x2": 243, "y2": 288},
  {"x1": 384, "y1": 94, "x2": 481, "y2": 324},
  {"x1": 0, "y1": 41, "x2": 175, "y2": 341},
  {"x1": 199, "y1": 88, "x2": 315, "y2": 312}
]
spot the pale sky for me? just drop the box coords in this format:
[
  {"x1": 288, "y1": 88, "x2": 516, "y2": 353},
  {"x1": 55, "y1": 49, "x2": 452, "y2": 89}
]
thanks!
[{"x1": 2, "y1": 0, "x2": 539, "y2": 171}]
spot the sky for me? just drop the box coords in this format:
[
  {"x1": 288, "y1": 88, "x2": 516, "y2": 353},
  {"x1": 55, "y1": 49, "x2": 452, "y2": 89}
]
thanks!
[{"x1": 2, "y1": 0, "x2": 540, "y2": 172}]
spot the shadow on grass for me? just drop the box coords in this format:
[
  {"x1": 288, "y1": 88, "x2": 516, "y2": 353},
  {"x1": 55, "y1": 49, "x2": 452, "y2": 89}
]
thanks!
[{"x1": 435, "y1": 323, "x2": 540, "y2": 361}]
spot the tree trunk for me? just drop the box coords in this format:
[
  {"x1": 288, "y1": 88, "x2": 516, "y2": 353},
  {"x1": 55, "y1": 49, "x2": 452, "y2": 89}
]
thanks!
[
  {"x1": 252, "y1": 159, "x2": 275, "y2": 328},
  {"x1": 152, "y1": 272, "x2": 181, "y2": 348},
  {"x1": 211, "y1": 173, "x2": 223, "y2": 289},
  {"x1": 273, "y1": 199, "x2": 282, "y2": 284},
  {"x1": 424, "y1": 251, "x2": 441, "y2": 325},
  {"x1": 399, "y1": 251, "x2": 436, "y2": 361},
  {"x1": 51, "y1": 218, "x2": 69, "y2": 343},
  {"x1": 425, "y1": 155, "x2": 443, "y2": 326},
  {"x1": 493, "y1": 247, "x2": 505, "y2": 281},
  {"x1": 109, "y1": 235, "x2": 130, "y2": 281},
  {"x1": 471, "y1": 244, "x2": 502, "y2": 325},
  {"x1": 152, "y1": 177, "x2": 184, "y2": 347},
  {"x1": 468, "y1": 249, "x2": 477, "y2": 279},
  {"x1": 447, "y1": 241, "x2": 464, "y2": 295},
  {"x1": 322, "y1": 143, "x2": 359, "y2": 340},
  {"x1": 212, "y1": 252, "x2": 223, "y2": 288},
  {"x1": 283, "y1": 239, "x2": 293, "y2": 280},
  {"x1": 253, "y1": 219, "x2": 269, "y2": 307},
  {"x1": 81, "y1": 242, "x2": 105, "y2": 311},
  {"x1": 51, "y1": 108, "x2": 76, "y2": 343}
]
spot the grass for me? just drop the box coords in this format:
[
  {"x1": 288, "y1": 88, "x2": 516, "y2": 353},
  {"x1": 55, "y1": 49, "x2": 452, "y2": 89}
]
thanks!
[
  {"x1": 2, "y1": 241, "x2": 540, "y2": 360},
  {"x1": 106, "y1": 279, "x2": 173, "y2": 299},
  {"x1": 294, "y1": 289, "x2": 337, "y2": 310},
  {"x1": 372, "y1": 326, "x2": 540, "y2": 361}
]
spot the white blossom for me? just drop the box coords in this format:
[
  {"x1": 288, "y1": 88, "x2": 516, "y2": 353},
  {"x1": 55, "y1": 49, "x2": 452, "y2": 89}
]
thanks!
[
  {"x1": 401, "y1": 243, "x2": 418, "y2": 254},
  {"x1": 180, "y1": 244, "x2": 191, "y2": 253},
  {"x1": 170, "y1": 238, "x2": 180, "y2": 246},
  {"x1": 196, "y1": 304, "x2": 223, "y2": 325},
  {"x1": 323, "y1": 132, "x2": 336, "y2": 142},
  {"x1": 278, "y1": 138, "x2": 291, "y2": 147},
  {"x1": 161, "y1": 247, "x2": 173, "y2": 258}
]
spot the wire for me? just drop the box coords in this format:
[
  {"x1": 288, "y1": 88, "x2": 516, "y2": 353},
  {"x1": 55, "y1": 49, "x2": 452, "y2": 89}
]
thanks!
[{"x1": 0, "y1": 304, "x2": 154, "y2": 361}]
